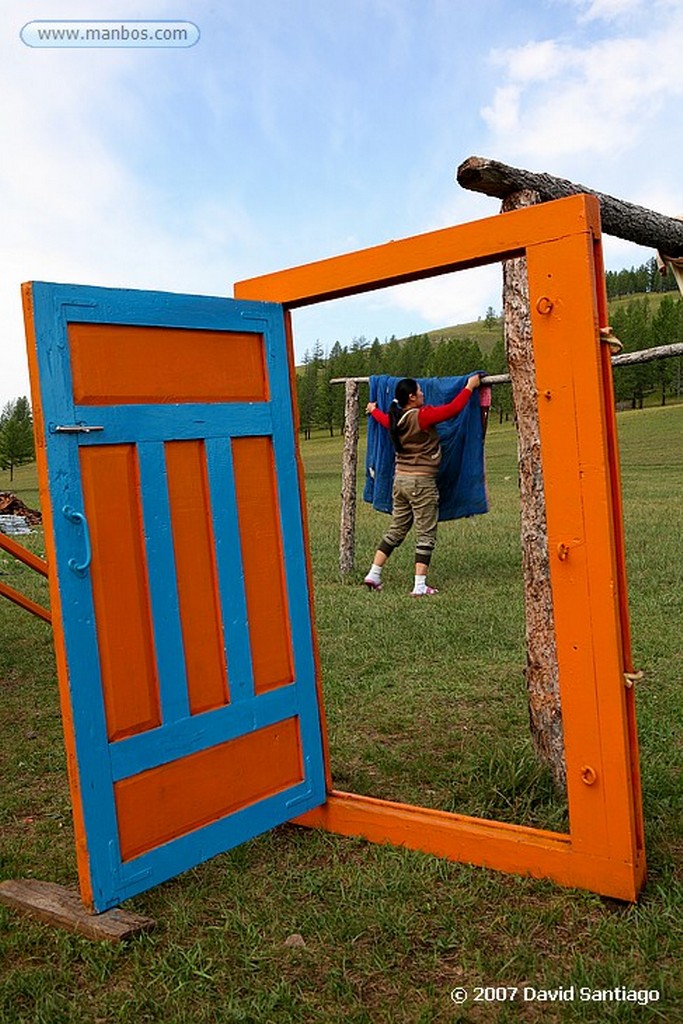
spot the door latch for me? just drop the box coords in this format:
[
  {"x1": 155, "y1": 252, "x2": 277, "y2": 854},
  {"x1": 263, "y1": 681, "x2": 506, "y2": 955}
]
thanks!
[{"x1": 51, "y1": 424, "x2": 104, "y2": 434}]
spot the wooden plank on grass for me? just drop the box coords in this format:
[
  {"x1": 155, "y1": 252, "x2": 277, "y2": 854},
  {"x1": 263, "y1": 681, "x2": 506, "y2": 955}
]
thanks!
[{"x1": 0, "y1": 879, "x2": 155, "y2": 942}]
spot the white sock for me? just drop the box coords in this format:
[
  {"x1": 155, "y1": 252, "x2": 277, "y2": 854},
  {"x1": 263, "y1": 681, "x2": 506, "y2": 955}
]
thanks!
[
  {"x1": 413, "y1": 574, "x2": 427, "y2": 594},
  {"x1": 367, "y1": 564, "x2": 382, "y2": 583}
]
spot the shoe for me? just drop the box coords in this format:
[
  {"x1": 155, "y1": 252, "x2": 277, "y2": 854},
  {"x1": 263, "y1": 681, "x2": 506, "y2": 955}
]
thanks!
[
  {"x1": 364, "y1": 576, "x2": 383, "y2": 591},
  {"x1": 410, "y1": 586, "x2": 439, "y2": 597}
]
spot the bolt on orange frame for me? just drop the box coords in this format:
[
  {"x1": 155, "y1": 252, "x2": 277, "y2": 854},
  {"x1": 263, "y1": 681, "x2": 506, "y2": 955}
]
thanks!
[{"x1": 235, "y1": 194, "x2": 646, "y2": 901}]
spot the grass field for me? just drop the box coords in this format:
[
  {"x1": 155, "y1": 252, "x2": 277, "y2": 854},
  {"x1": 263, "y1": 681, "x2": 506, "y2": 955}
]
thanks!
[{"x1": 0, "y1": 406, "x2": 681, "y2": 1023}]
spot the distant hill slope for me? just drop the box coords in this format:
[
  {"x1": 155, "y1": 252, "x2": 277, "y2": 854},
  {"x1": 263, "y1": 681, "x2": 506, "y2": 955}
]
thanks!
[
  {"x1": 398, "y1": 289, "x2": 678, "y2": 355},
  {"x1": 407, "y1": 318, "x2": 503, "y2": 356},
  {"x1": 605, "y1": 290, "x2": 680, "y2": 316},
  {"x1": 408, "y1": 317, "x2": 503, "y2": 355}
]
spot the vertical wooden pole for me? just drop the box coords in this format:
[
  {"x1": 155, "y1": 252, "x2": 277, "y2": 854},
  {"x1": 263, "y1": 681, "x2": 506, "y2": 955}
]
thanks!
[
  {"x1": 339, "y1": 379, "x2": 360, "y2": 577},
  {"x1": 502, "y1": 189, "x2": 566, "y2": 792}
]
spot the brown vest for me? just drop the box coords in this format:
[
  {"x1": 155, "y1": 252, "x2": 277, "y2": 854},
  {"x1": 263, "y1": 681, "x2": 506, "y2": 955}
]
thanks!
[{"x1": 395, "y1": 408, "x2": 441, "y2": 476}]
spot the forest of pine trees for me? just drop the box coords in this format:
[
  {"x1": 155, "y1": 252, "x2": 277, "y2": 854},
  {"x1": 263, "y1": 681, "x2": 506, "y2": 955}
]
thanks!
[
  {"x1": 297, "y1": 258, "x2": 683, "y2": 437},
  {"x1": 604, "y1": 255, "x2": 681, "y2": 299},
  {"x1": 610, "y1": 294, "x2": 683, "y2": 408}
]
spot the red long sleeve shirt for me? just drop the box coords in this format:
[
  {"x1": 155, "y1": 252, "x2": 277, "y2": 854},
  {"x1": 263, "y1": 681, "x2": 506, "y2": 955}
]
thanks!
[{"x1": 371, "y1": 386, "x2": 472, "y2": 430}]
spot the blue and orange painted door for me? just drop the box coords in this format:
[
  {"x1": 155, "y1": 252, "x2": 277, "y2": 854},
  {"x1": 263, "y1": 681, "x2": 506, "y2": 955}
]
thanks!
[{"x1": 22, "y1": 282, "x2": 327, "y2": 912}]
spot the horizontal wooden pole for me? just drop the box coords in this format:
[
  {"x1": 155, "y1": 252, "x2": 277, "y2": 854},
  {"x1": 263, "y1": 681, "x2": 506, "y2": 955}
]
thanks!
[
  {"x1": 329, "y1": 375, "x2": 504, "y2": 385},
  {"x1": 329, "y1": 343, "x2": 683, "y2": 389},
  {"x1": 330, "y1": 374, "x2": 507, "y2": 386},
  {"x1": 611, "y1": 341, "x2": 683, "y2": 366},
  {"x1": 457, "y1": 156, "x2": 683, "y2": 256}
]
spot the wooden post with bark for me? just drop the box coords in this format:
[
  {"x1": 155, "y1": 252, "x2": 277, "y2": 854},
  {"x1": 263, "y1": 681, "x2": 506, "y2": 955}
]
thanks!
[
  {"x1": 339, "y1": 378, "x2": 360, "y2": 576},
  {"x1": 457, "y1": 155, "x2": 683, "y2": 792},
  {"x1": 502, "y1": 187, "x2": 566, "y2": 790}
]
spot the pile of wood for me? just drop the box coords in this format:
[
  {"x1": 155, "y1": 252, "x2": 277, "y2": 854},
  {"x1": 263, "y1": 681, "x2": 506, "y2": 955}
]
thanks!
[{"x1": 0, "y1": 493, "x2": 42, "y2": 526}]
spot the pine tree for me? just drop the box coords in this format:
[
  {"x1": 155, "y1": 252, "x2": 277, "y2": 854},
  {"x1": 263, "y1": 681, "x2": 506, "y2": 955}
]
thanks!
[
  {"x1": 613, "y1": 299, "x2": 653, "y2": 408},
  {"x1": 484, "y1": 306, "x2": 499, "y2": 331},
  {"x1": 0, "y1": 397, "x2": 35, "y2": 482},
  {"x1": 651, "y1": 296, "x2": 681, "y2": 404},
  {"x1": 297, "y1": 350, "x2": 320, "y2": 440}
]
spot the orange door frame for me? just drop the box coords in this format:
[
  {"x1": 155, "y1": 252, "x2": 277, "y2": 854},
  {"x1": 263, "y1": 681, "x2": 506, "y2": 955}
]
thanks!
[{"x1": 234, "y1": 194, "x2": 646, "y2": 901}]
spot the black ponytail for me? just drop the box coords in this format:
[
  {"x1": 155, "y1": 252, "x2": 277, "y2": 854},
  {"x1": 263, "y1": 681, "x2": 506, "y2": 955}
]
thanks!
[{"x1": 388, "y1": 378, "x2": 418, "y2": 453}]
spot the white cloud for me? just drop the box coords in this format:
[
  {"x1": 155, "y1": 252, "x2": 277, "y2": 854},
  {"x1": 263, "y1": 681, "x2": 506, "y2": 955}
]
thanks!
[
  {"x1": 572, "y1": 0, "x2": 645, "y2": 22},
  {"x1": 502, "y1": 39, "x2": 567, "y2": 83},
  {"x1": 372, "y1": 265, "x2": 503, "y2": 330},
  {"x1": 4, "y1": 0, "x2": 681, "y2": 403},
  {"x1": 481, "y1": 84, "x2": 522, "y2": 135},
  {"x1": 481, "y1": 11, "x2": 683, "y2": 161}
]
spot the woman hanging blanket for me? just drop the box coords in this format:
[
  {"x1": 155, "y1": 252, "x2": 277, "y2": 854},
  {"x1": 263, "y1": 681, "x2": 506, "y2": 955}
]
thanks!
[{"x1": 363, "y1": 373, "x2": 488, "y2": 596}]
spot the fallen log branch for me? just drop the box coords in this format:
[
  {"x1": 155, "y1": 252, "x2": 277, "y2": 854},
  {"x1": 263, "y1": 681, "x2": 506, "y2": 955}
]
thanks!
[{"x1": 457, "y1": 157, "x2": 683, "y2": 256}]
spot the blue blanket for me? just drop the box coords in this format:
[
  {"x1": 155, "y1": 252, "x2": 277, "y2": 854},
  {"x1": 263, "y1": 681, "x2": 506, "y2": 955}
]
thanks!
[{"x1": 363, "y1": 373, "x2": 489, "y2": 521}]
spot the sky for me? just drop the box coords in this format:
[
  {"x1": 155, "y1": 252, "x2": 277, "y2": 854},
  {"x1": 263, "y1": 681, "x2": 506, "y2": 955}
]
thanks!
[{"x1": 2, "y1": 0, "x2": 683, "y2": 409}]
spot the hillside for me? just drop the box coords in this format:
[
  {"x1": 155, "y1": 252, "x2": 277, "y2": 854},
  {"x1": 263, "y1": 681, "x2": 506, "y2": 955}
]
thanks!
[
  {"x1": 605, "y1": 290, "x2": 679, "y2": 317},
  {"x1": 408, "y1": 289, "x2": 678, "y2": 355},
  {"x1": 406, "y1": 316, "x2": 503, "y2": 356}
]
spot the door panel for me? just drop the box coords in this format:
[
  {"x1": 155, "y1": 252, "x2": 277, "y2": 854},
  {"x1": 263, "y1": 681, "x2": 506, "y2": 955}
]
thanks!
[
  {"x1": 114, "y1": 717, "x2": 304, "y2": 863},
  {"x1": 164, "y1": 439, "x2": 230, "y2": 714},
  {"x1": 68, "y1": 323, "x2": 269, "y2": 404},
  {"x1": 232, "y1": 435, "x2": 295, "y2": 694},
  {"x1": 79, "y1": 443, "x2": 162, "y2": 741},
  {"x1": 23, "y1": 282, "x2": 327, "y2": 912}
]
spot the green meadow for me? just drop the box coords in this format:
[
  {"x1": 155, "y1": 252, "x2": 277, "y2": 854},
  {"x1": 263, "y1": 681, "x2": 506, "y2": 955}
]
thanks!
[{"x1": 0, "y1": 405, "x2": 681, "y2": 1023}]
